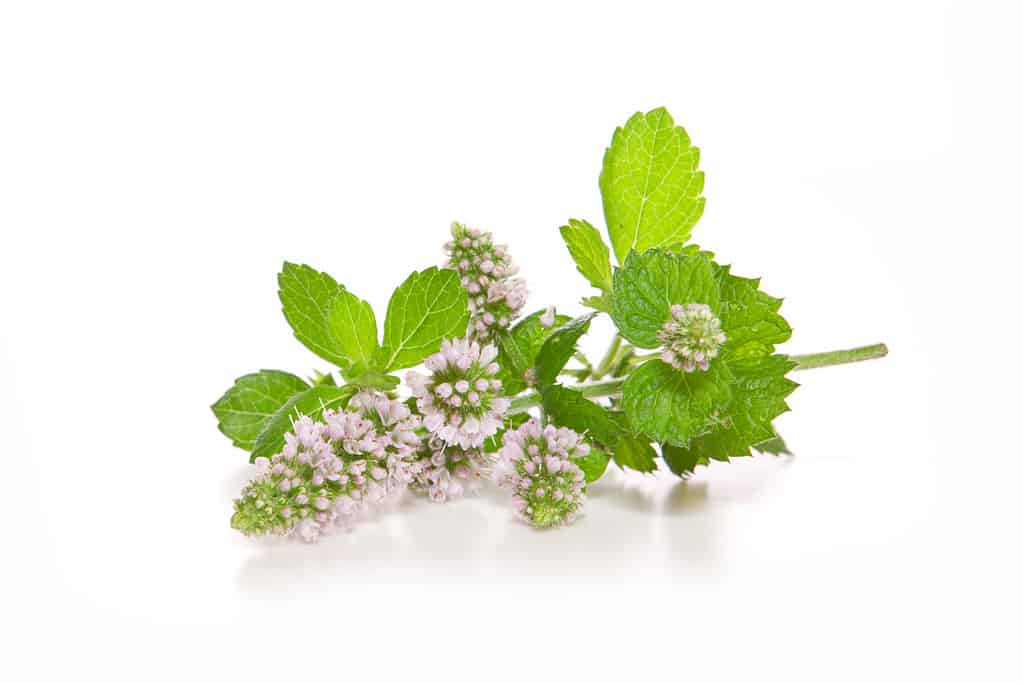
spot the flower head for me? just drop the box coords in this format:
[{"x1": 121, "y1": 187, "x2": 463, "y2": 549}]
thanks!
[
  {"x1": 493, "y1": 418, "x2": 587, "y2": 528},
  {"x1": 230, "y1": 392, "x2": 422, "y2": 542},
  {"x1": 411, "y1": 435, "x2": 492, "y2": 503},
  {"x1": 406, "y1": 338, "x2": 510, "y2": 449},
  {"x1": 657, "y1": 303, "x2": 726, "y2": 373},
  {"x1": 444, "y1": 222, "x2": 527, "y2": 340}
]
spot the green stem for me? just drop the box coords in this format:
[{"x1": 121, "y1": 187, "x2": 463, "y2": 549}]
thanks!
[
  {"x1": 591, "y1": 334, "x2": 623, "y2": 380},
  {"x1": 510, "y1": 379, "x2": 625, "y2": 414},
  {"x1": 508, "y1": 342, "x2": 888, "y2": 414},
  {"x1": 789, "y1": 343, "x2": 888, "y2": 370}
]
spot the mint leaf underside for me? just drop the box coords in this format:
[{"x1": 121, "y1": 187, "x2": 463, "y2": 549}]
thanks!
[
  {"x1": 326, "y1": 288, "x2": 379, "y2": 369},
  {"x1": 249, "y1": 383, "x2": 357, "y2": 462},
  {"x1": 211, "y1": 370, "x2": 310, "y2": 450},
  {"x1": 278, "y1": 263, "x2": 348, "y2": 367},
  {"x1": 381, "y1": 267, "x2": 469, "y2": 372},
  {"x1": 600, "y1": 107, "x2": 705, "y2": 264},
  {"x1": 560, "y1": 218, "x2": 613, "y2": 292},
  {"x1": 611, "y1": 248, "x2": 720, "y2": 349},
  {"x1": 622, "y1": 359, "x2": 734, "y2": 447}
]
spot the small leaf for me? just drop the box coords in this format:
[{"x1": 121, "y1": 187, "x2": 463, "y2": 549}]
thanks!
[
  {"x1": 611, "y1": 249, "x2": 720, "y2": 348},
  {"x1": 534, "y1": 312, "x2": 598, "y2": 386},
  {"x1": 573, "y1": 446, "x2": 612, "y2": 484},
  {"x1": 496, "y1": 309, "x2": 570, "y2": 395},
  {"x1": 211, "y1": 370, "x2": 310, "y2": 450},
  {"x1": 660, "y1": 443, "x2": 708, "y2": 477},
  {"x1": 754, "y1": 435, "x2": 791, "y2": 455},
  {"x1": 560, "y1": 218, "x2": 613, "y2": 292},
  {"x1": 622, "y1": 359, "x2": 733, "y2": 447},
  {"x1": 250, "y1": 384, "x2": 356, "y2": 462},
  {"x1": 381, "y1": 267, "x2": 470, "y2": 372},
  {"x1": 600, "y1": 107, "x2": 705, "y2": 263},
  {"x1": 612, "y1": 435, "x2": 658, "y2": 473},
  {"x1": 581, "y1": 293, "x2": 611, "y2": 313},
  {"x1": 278, "y1": 262, "x2": 348, "y2": 367},
  {"x1": 540, "y1": 384, "x2": 626, "y2": 446},
  {"x1": 326, "y1": 288, "x2": 379, "y2": 369}
]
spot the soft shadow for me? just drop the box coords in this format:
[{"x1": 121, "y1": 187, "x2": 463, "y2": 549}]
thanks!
[{"x1": 663, "y1": 479, "x2": 709, "y2": 515}]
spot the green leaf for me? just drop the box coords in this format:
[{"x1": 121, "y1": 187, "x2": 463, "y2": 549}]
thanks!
[
  {"x1": 540, "y1": 384, "x2": 626, "y2": 446},
  {"x1": 560, "y1": 218, "x2": 613, "y2": 292},
  {"x1": 340, "y1": 368, "x2": 400, "y2": 392},
  {"x1": 534, "y1": 312, "x2": 598, "y2": 386},
  {"x1": 657, "y1": 355, "x2": 798, "y2": 470},
  {"x1": 754, "y1": 435, "x2": 791, "y2": 455},
  {"x1": 573, "y1": 446, "x2": 612, "y2": 484},
  {"x1": 612, "y1": 435, "x2": 658, "y2": 473},
  {"x1": 610, "y1": 248, "x2": 720, "y2": 348},
  {"x1": 660, "y1": 443, "x2": 708, "y2": 477},
  {"x1": 581, "y1": 293, "x2": 611, "y2": 313},
  {"x1": 211, "y1": 370, "x2": 310, "y2": 450},
  {"x1": 380, "y1": 267, "x2": 470, "y2": 372},
  {"x1": 278, "y1": 262, "x2": 348, "y2": 367},
  {"x1": 496, "y1": 309, "x2": 571, "y2": 395},
  {"x1": 600, "y1": 107, "x2": 705, "y2": 263},
  {"x1": 326, "y1": 288, "x2": 379, "y2": 369},
  {"x1": 622, "y1": 359, "x2": 733, "y2": 447},
  {"x1": 249, "y1": 383, "x2": 357, "y2": 462},
  {"x1": 715, "y1": 263, "x2": 792, "y2": 362}
]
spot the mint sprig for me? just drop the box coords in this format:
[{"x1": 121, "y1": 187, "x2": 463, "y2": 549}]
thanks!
[{"x1": 214, "y1": 105, "x2": 889, "y2": 513}]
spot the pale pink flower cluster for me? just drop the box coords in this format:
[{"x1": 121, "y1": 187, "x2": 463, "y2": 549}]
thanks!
[
  {"x1": 411, "y1": 435, "x2": 492, "y2": 503},
  {"x1": 444, "y1": 222, "x2": 527, "y2": 339},
  {"x1": 657, "y1": 303, "x2": 727, "y2": 373},
  {"x1": 405, "y1": 338, "x2": 510, "y2": 449},
  {"x1": 493, "y1": 418, "x2": 587, "y2": 528},
  {"x1": 231, "y1": 392, "x2": 422, "y2": 543}
]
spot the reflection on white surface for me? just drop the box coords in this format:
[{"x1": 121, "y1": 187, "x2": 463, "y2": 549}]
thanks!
[{"x1": 233, "y1": 453, "x2": 874, "y2": 589}]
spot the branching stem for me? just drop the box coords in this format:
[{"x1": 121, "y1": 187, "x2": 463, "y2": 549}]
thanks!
[{"x1": 508, "y1": 342, "x2": 888, "y2": 414}]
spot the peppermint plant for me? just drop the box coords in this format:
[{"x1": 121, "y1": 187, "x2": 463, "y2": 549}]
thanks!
[{"x1": 212, "y1": 107, "x2": 887, "y2": 541}]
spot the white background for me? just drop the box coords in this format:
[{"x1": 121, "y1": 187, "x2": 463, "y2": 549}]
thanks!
[{"x1": 2, "y1": 1, "x2": 1020, "y2": 680}]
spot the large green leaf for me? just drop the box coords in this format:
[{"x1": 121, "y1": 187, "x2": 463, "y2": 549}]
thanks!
[
  {"x1": 610, "y1": 249, "x2": 720, "y2": 348},
  {"x1": 278, "y1": 262, "x2": 348, "y2": 367},
  {"x1": 622, "y1": 359, "x2": 733, "y2": 447},
  {"x1": 326, "y1": 288, "x2": 379, "y2": 369},
  {"x1": 657, "y1": 355, "x2": 798, "y2": 472},
  {"x1": 600, "y1": 108, "x2": 705, "y2": 263},
  {"x1": 211, "y1": 370, "x2": 310, "y2": 450},
  {"x1": 380, "y1": 267, "x2": 470, "y2": 371},
  {"x1": 249, "y1": 383, "x2": 357, "y2": 462},
  {"x1": 559, "y1": 218, "x2": 613, "y2": 292}
]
